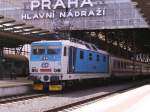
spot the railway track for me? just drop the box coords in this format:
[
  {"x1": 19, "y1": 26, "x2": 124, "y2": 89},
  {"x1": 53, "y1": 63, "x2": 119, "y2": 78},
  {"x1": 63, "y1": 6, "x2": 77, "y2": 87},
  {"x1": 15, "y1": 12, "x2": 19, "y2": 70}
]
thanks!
[
  {"x1": 0, "y1": 93, "x2": 48, "y2": 104},
  {"x1": 0, "y1": 78, "x2": 149, "y2": 112},
  {"x1": 44, "y1": 79, "x2": 150, "y2": 112}
]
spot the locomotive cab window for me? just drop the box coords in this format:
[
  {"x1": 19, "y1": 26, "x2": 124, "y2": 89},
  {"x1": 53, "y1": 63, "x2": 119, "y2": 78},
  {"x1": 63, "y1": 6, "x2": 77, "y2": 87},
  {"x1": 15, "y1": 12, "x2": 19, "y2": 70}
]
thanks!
[{"x1": 32, "y1": 47, "x2": 45, "y2": 55}]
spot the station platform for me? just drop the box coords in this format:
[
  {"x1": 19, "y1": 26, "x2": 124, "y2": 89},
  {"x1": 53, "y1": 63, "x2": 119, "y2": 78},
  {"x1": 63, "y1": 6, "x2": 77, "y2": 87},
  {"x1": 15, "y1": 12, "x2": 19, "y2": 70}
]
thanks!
[
  {"x1": 0, "y1": 78, "x2": 33, "y2": 97},
  {"x1": 70, "y1": 84, "x2": 150, "y2": 112}
]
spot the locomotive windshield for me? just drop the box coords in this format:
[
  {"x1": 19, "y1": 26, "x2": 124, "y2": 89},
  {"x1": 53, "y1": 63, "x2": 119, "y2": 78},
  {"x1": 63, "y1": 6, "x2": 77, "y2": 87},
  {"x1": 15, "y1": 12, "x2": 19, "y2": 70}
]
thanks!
[
  {"x1": 31, "y1": 42, "x2": 62, "y2": 61},
  {"x1": 47, "y1": 46, "x2": 61, "y2": 55},
  {"x1": 32, "y1": 46, "x2": 45, "y2": 55}
]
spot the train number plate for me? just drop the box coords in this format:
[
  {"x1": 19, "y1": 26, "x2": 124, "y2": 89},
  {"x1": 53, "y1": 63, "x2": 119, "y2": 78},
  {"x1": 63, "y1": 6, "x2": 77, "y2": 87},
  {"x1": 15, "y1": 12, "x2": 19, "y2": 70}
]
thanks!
[
  {"x1": 33, "y1": 84, "x2": 43, "y2": 90},
  {"x1": 49, "y1": 85, "x2": 62, "y2": 91}
]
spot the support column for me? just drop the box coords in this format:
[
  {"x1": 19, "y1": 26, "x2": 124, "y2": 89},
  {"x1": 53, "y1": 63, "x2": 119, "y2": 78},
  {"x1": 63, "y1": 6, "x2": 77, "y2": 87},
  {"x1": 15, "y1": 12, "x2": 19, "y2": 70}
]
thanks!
[
  {"x1": 0, "y1": 47, "x2": 4, "y2": 79},
  {"x1": 0, "y1": 47, "x2": 3, "y2": 57}
]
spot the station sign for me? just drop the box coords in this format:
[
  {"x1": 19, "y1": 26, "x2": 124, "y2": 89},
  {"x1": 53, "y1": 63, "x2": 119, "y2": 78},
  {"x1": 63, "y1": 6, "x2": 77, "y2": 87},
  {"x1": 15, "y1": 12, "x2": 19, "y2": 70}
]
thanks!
[{"x1": 22, "y1": 0, "x2": 106, "y2": 20}]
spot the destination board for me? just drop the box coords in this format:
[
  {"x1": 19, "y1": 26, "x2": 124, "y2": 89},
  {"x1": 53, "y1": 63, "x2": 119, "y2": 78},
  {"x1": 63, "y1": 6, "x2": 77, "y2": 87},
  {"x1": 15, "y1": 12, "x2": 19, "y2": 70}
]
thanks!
[{"x1": 0, "y1": 0, "x2": 148, "y2": 31}]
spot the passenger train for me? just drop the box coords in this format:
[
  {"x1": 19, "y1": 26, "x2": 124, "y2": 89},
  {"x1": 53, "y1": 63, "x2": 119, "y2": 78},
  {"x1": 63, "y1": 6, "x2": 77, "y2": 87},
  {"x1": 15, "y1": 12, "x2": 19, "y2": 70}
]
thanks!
[
  {"x1": 29, "y1": 39, "x2": 150, "y2": 91},
  {"x1": 0, "y1": 54, "x2": 29, "y2": 79}
]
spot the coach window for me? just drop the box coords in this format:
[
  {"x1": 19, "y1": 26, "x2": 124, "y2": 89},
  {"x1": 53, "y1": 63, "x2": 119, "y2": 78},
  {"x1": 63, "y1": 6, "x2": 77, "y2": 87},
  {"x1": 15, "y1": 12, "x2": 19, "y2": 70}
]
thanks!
[
  {"x1": 117, "y1": 61, "x2": 121, "y2": 68},
  {"x1": 89, "y1": 53, "x2": 92, "y2": 60},
  {"x1": 127, "y1": 62, "x2": 129, "y2": 69},
  {"x1": 64, "y1": 47, "x2": 67, "y2": 56},
  {"x1": 124, "y1": 62, "x2": 127, "y2": 69},
  {"x1": 113, "y1": 60, "x2": 117, "y2": 68},
  {"x1": 80, "y1": 50, "x2": 84, "y2": 59},
  {"x1": 96, "y1": 55, "x2": 100, "y2": 62},
  {"x1": 121, "y1": 62, "x2": 123, "y2": 68}
]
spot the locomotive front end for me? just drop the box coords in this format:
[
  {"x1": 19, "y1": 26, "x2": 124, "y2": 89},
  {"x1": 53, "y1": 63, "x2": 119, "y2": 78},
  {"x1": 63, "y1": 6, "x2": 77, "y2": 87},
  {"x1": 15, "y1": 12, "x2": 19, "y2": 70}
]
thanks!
[{"x1": 30, "y1": 41, "x2": 64, "y2": 91}]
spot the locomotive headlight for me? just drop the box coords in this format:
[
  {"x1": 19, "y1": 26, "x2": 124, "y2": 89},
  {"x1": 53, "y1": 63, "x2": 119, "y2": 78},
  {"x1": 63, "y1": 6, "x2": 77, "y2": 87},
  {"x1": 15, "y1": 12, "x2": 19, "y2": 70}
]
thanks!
[{"x1": 43, "y1": 76, "x2": 49, "y2": 81}]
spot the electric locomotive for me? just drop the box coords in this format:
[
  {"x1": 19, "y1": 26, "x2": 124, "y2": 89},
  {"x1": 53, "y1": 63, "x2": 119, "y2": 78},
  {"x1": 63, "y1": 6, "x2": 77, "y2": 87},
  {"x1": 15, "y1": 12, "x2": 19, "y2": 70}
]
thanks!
[
  {"x1": 29, "y1": 39, "x2": 150, "y2": 91},
  {"x1": 29, "y1": 39, "x2": 110, "y2": 91}
]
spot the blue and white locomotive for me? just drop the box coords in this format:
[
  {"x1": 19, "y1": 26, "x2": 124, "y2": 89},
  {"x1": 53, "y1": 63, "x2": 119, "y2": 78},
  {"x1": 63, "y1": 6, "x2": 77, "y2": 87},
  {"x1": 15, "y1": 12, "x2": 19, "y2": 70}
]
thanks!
[{"x1": 29, "y1": 39, "x2": 150, "y2": 91}]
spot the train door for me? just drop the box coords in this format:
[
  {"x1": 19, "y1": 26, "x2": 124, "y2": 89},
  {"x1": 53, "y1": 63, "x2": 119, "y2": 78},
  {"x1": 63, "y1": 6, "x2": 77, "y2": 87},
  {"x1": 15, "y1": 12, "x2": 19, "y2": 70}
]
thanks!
[
  {"x1": 61, "y1": 46, "x2": 68, "y2": 74},
  {"x1": 68, "y1": 46, "x2": 76, "y2": 73}
]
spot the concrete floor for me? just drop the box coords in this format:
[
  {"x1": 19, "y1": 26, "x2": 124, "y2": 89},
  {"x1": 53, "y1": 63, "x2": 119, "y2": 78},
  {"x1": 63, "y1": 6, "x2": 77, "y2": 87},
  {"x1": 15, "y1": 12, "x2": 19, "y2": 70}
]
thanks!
[{"x1": 71, "y1": 84, "x2": 150, "y2": 112}]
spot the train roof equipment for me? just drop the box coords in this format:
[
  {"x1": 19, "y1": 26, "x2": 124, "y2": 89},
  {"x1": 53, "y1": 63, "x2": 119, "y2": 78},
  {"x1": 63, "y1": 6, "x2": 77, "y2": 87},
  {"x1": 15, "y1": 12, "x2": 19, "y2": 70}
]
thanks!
[{"x1": 32, "y1": 38, "x2": 109, "y2": 55}]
